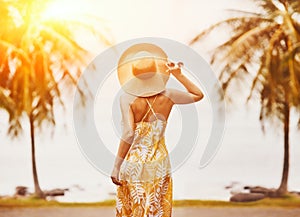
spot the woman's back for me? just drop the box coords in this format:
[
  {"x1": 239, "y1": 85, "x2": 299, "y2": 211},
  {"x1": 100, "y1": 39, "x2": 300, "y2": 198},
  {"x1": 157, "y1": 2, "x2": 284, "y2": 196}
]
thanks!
[{"x1": 130, "y1": 92, "x2": 174, "y2": 124}]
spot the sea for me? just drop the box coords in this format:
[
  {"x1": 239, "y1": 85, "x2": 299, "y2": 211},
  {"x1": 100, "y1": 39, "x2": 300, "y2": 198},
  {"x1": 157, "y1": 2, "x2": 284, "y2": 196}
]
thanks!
[{"x1": 0, "y1": 100, "x2": 299, "y2": 203}]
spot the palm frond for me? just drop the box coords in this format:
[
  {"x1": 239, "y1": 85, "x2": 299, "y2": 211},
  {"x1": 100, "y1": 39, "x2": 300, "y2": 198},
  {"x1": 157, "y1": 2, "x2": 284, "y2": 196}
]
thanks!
[
  {"x1": 289, "y1": 1, "x2": 300, "y2": 13},
  {"x1": 39, "y1": 25, "x2": 87, "y2": 58},
  {"x1": 209, "y1": 18, "x2": 270, "y2": 64},
  {"x1": 190, "y1": 16, "x2": 274, "y2": 45},
  {"x1": 225, "y1": 9, "x2": 263, "y2": 17},
  {"x1": 256, "y1": 0, "x2": 281, "y2": 15},
  {"x1": 0, "y1": 86, "x2": 22, "y2": 137},
  {"x1": 247, "y1": 27, "x2": 285, "y2": 102},
  {"x1": 221, "y1": 24, "x2": 279, "y2": 64}
]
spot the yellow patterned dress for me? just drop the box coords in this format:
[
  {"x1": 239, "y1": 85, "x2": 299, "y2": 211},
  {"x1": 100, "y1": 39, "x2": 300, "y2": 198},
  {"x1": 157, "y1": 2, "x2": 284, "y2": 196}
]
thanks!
[{"x1": 116, "y1": 97, "x2": 173, "y2": 217}]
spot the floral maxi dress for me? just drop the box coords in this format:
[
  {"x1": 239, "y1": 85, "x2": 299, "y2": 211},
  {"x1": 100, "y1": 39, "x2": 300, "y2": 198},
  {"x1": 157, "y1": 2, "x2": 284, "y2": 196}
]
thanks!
[{"x1": 116, "y1": 97, "x2": 173, "y2": 217}]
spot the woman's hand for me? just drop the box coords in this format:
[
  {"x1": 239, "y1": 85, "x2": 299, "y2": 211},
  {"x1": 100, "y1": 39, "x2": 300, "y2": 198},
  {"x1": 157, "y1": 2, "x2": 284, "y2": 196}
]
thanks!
[
  {"x1": 166, "y1": 62, "x2": 183, "y2": 76},
  {"x1": 111, "y1": 167, "x2": 122, "y2": 186},
  {"x1": 165, "y1": 61, "x2": 204, "y2": 104}
]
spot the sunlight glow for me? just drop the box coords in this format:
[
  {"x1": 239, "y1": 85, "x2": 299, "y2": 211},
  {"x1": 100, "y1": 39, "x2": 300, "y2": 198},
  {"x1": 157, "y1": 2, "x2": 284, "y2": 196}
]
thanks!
[
  {"x1": 292, "y1": 12, "x2": 300, "y2": 23},
  {"x1": 272, "y1": 0, "x2": 286, "y2": 12},
  {"x1": 41, "y1": 0, "x2": 90, "y2": 21},
  {"x1": 8, "y1": 6, "x2": 23, "y2": 27}
]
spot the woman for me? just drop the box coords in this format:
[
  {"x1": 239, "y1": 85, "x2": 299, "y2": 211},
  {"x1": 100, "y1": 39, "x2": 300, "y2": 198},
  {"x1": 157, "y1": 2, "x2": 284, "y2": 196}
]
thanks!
[{"x1": 111, "y1": 43, "x2": 204, "y2": 216}]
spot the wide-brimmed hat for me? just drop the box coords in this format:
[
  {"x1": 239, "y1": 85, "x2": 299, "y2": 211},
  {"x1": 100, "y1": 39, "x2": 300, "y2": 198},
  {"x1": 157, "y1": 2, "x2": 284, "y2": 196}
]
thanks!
[{"x1": 117, "y1": 43, "x2": 170, "y2": 97}]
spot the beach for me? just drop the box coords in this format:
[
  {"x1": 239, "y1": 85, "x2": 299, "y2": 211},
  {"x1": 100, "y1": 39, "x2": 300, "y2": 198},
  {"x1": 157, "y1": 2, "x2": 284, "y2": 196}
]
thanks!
[{"x1": 1, "y1": 207, "x2": 300, "y2": 217}]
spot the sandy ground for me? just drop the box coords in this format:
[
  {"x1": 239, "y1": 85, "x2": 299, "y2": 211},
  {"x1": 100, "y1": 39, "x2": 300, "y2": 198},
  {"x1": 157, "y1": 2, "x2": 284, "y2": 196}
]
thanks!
[{"x1": 0, "y1": 207, "x2": 300, "y2": 217}]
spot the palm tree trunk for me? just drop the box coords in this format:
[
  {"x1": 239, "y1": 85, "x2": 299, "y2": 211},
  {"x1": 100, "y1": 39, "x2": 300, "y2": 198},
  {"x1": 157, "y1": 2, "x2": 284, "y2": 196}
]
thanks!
[
  {"x1": 29, "y1": 114, "x2": 45, "y2": 199},
  {"x1": 277, "y1": 101, "x2": 290, "y2": 196}
]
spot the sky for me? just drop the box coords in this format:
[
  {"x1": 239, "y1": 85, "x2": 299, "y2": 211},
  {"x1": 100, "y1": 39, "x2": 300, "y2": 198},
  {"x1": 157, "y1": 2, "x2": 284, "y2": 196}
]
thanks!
[
  {"x1": 91, "y1": 0, "x2": 255, "y2": 43},
  {"x1": 0, "y1": 0, "x2": 299, "y2": 201}
]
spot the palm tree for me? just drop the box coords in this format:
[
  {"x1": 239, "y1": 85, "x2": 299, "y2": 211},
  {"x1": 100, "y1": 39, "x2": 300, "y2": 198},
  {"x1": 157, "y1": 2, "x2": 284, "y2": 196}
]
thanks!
[
  {"x1": 0, "y1": 0, "x2": 111, "y2": 198},
  {"x1": 191, "y1": 0, "x2": 300, "y2": 196}
]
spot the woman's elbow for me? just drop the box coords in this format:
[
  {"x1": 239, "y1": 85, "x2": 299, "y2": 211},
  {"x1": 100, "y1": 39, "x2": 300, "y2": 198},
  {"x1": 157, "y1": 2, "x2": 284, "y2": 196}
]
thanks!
[{"x1": 194, "y1": 92, "x2": 204, "y2": 102}]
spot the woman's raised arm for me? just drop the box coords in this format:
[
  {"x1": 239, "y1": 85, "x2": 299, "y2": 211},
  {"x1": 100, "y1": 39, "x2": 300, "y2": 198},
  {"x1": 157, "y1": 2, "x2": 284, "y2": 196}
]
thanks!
[{"x1": 166, "y1": 63, "x2": 204, "y2": 104}]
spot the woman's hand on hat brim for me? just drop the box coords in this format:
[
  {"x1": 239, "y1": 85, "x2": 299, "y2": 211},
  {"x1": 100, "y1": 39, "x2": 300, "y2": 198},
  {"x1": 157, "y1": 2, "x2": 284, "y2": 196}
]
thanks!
[{"x1": 166, "y1": 61, "x2": 183, "y2": 76}]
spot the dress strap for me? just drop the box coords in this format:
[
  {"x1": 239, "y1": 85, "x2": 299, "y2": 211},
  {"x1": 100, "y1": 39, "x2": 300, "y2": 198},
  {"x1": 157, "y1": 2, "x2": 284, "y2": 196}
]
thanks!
[{"x1": 141, "y1": 95, "x2": 158, "y2": 122}]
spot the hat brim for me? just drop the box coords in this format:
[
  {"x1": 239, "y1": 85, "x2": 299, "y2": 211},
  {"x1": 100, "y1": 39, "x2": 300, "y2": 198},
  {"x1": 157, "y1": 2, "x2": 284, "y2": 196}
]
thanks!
[
  {"x1": 121, "y1": 73, "x2": 169, "y2": 97},
  {"x1": 117, "y1": 43, "x2": 170, "y2": 97}
]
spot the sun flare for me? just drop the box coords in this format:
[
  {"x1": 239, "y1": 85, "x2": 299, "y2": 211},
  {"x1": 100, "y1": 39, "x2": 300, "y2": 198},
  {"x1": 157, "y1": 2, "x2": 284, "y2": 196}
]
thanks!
[{"x1": 41, "y1": 0, "x2": 90, "y2": 21}]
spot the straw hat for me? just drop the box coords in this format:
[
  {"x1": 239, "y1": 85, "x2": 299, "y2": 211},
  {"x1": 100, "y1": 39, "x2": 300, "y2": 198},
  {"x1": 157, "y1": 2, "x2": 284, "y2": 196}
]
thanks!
[{"x1": 117, "y1": 43, "x2": 170, "y2": 97}]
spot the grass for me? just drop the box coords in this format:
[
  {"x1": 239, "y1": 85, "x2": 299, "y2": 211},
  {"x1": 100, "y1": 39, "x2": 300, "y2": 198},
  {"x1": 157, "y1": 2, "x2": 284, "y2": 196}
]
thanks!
[
  {"x1": 0, "y1": 198, "x2": 116, "y2": 208},
  {"x1": 173, "y1": 197, "x2": 300, "y2": 208},
  {"x1": 1, "y1": 196, "x2": 300, "y2": 208}
]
